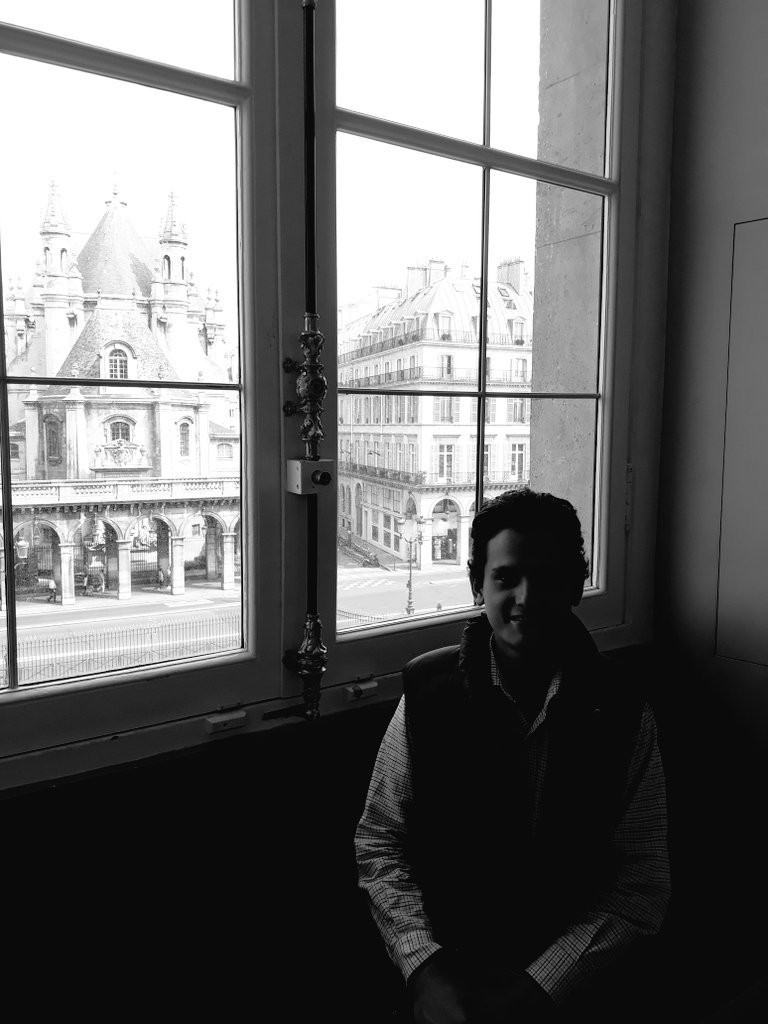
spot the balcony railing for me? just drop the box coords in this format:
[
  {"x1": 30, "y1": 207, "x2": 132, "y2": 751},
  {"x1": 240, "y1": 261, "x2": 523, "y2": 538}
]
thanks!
[
  {"x1": 338, "y1": 329, "x2": 533, "y2": 364},
  {"x1": 341, "y1": 366, "x2": 531, "y2": 390},
  {"x1": 11, "y1": 476, "x2": 240, "y2": 507},
  {"x1": 336, "y1": 465, "x2": 527, "y2": 488}
]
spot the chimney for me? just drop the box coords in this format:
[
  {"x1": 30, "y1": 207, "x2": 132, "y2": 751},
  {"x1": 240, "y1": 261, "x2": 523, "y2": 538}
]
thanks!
[
  {"x1": 406, "y1": 265, "x2": 428, "y2": 297},
  {"x1": 427, "y1": 259, "x2": 446, "y2": 285},
  {"x1": 497, "y1": 258, "x2": 524, "y2": 292}
]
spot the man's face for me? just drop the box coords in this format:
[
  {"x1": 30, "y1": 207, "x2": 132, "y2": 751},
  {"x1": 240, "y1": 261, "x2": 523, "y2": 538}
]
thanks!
[{"x1": 471, "y1": 527, "x2": 577, "y2": 662}]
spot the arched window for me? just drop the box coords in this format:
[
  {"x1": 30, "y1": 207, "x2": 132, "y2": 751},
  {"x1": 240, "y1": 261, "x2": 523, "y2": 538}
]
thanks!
[
  {"x1": 179, "y1": 422, "x2": 191, "y2": 457},
  {"x1": 110, "y1": 421, "x2": 131, "y2": 441},
  {"x1": 60, "y1": 248, "x2": 68, "y2": 273},
  {"x1": 163, "y1": 255, "x2": 171, "y2": 280},
  {"x1": 44, "y1": 419, "x2": 60, "y2": 460},
  {"x1": 43, "y1": 246, "x2": 51, "y2": 272},
  {"x1": 108, "y1": 349, "x2": 128, "y2": 379},
  {"x1": 217, "y1": 442, "x2": 233, "y2": 459},
  {"x1": 180, "y1": 256, "x2": 185, "y2": 280}
]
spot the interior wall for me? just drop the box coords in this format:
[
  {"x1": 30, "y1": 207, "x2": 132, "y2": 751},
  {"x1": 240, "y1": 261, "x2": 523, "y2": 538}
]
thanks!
[{"x1": 660, "y1": 0, "x2": 768, "y2": 736}]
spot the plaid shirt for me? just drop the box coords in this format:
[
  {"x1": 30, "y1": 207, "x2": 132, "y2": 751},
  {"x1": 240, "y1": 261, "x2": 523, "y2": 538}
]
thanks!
[{"x1": 354, "y1": 642, "x2": 671, "y2": 1005}]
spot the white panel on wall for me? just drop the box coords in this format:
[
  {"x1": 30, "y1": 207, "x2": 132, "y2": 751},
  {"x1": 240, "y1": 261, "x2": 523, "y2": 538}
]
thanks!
[{"x1": 717, "y1": 218, "x2": 768, "y2": 663}]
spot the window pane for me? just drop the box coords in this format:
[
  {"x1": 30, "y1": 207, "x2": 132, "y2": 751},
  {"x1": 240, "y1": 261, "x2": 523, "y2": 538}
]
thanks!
[
  {"x1": 488, "y1": 170, "x2": 604, "y2": 393},
  {"x1": 490, "y1": 0, "x2": 610, "y2": 176},
  {"x1": 337, "y1": 134, "x2": 483, "y2": 389},
  {"x1": 8, "y1": 384, "x2": 242, "y2": 687},
  {"x1": 0, "y1": 55, "x2": 239, "y2": 385},
  {"x1": 0, "y1": 0, "x2": 236, "y2": 79},
  {"x1": 337, "y1": 417, "x2": 475, "y2": 631},
  {"x1": 337, "y1": 395, "x2": 597, "y2": 632},
  {"x1": 336, "y1": 0, "x2": 485, "y2": 143}
]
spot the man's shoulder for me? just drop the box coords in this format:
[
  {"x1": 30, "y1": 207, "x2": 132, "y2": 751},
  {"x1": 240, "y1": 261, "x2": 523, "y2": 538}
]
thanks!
[{"x1": 403, "y1": 644, "x2": 461, "y2": 695}]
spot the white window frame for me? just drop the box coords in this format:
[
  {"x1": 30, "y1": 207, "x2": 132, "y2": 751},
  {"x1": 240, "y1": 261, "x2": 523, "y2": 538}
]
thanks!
[{"x1": 0, "y1": 2, "x2": 283, "y2": 790}]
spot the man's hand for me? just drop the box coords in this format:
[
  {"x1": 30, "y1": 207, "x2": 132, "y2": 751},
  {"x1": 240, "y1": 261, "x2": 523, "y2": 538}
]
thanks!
[
  {"x1": 407, "y1": 950, "x2": 471, "y2": 1024},
  {"x1": 471, "y1": 968, "x2": 557, "y2": 1023}
]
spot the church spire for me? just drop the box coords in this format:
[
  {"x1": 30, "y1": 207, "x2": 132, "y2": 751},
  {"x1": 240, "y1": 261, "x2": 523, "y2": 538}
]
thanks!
[
  {"x1": 160, "y1": 191, "x2": 187, "y2": 244},
  {"x1": 40, "y1": 180, "x2": 69, "y2": 234}
]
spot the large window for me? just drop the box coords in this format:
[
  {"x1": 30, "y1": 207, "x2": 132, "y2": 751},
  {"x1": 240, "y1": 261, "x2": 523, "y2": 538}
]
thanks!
[{"x1": 0, "y1": 1, "x2": 667, "y2": 789}]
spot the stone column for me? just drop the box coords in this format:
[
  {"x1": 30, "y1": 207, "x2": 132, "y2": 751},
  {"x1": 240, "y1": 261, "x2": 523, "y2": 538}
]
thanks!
[
  {"x1": 205, "y1": 525, "x2": 218, "y2": 579},
  {"x1": 221, "y1": 532, "x2": 236, "y2": 591},
  {"x1": 170, "y1": 535, "x2": 186, "y2": 595},
  {"x1": 59, "y1": 542, "x2": 75, "y2": 606},
  {"x1": 116, "y1": 539, "x2": 132, "y2": 601},
  {"x1": 63, "y1": 387, "x2": 87, "y2": 478},
  {"x1": 24, "y1": 389, "x2": 39, "y2": 479}
]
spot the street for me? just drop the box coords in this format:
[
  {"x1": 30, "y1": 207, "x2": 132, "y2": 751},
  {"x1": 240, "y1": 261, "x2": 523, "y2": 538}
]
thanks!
[{"x1": 336, "y1": 561, "x2": 473, "y2": 626}]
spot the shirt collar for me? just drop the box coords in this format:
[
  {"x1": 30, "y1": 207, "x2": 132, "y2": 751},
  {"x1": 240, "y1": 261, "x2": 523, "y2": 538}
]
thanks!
[{"x1": 488, "y1": 634, "x2": 562, "y2": 736}]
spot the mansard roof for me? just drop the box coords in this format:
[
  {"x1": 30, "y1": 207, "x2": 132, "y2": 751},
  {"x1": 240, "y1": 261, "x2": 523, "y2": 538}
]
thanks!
[
  {"x1": 339, "y1": 270, "x2": 534, "y2": 349},
  {"x1": 56, "y1": 307, "x2": 178, "y2": 381},
  {"x1": 75, "y1": 190, "x2": 154, "y2": 298}
]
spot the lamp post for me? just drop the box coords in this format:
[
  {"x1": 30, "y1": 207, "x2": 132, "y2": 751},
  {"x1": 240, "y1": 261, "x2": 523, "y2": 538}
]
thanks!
[{"x1": 400, "y1": 514, "x2": 423, "y2": 615}]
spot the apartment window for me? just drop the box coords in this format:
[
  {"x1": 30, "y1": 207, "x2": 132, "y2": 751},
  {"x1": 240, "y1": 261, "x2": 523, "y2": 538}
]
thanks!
[
  {"x1": 217, "y1": 442, "x2": 234, "y2": 459},
  {"x1": 510, "y1": 442, "x2": 526, "y2": 481},
  {"x1": 441, "y1": 353, "x2": 453, "y2": 378},
  {"x1": 514, "y1": 357, "x2": 528, "y2": 381},
  {"x1": 436, "y1": 443, "x2": 454, "y2": 481},
  {"x1": 508, "y1": 397, "x2": 530, "y2": 424},
  {"x1": 434, "y1": 397, "x2": 459, "y2": 423},
  {"x1": 10, "y1": 442, "x2": 20, "y2": 459}
]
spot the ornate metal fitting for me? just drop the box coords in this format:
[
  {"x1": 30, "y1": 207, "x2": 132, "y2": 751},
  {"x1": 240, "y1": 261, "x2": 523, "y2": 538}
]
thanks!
[
  {"x1": 292, "y1": 326, "x2": 328, "y2": 460},
  {"x1": 296, "y1": 612, "x2": 327, "y2": 719}
]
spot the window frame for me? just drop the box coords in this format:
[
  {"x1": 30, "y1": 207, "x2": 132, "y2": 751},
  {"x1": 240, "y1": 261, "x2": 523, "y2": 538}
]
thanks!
[{"x1": 0, "y1": 1, "x2": 284, "y2": 791}]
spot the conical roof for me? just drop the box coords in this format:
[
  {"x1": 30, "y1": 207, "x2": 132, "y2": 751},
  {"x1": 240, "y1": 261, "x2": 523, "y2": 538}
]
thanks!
[{"x1": 76, "y1": 188, "x2": 154, "y2": 297}]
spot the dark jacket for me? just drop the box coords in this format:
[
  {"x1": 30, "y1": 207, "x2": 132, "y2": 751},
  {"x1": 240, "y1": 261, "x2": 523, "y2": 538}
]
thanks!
[{"x1": 402, "y1": 612, "x2": 645, "y2": 968}]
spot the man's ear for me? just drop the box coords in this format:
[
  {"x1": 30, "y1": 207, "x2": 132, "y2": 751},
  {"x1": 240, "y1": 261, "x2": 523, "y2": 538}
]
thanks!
[{"x1": 470, "y1": 579, "x2": 484, "y2": 606}]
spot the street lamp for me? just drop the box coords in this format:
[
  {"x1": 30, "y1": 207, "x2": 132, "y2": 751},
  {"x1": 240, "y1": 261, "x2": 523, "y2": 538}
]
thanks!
[{"x1": 400, "y1": 513, "x2": 424, "y2": 615}]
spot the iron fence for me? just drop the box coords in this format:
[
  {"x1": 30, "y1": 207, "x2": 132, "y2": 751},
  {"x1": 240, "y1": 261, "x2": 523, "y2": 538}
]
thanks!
[{"x1": 1, "y1": 608, "x2": 242, "y2": 686}]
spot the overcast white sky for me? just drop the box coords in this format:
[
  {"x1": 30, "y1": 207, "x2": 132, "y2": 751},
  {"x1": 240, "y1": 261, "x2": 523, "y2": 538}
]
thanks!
[
  {"x1": 335, "y1": 0, "x2": 541, "y2": 308},
  {"x1": 0, "y1": 1, "x2": 542, "y2": 324},
  {"x1": 0, "y1": 2, "x2": 238, "y2": 330}
]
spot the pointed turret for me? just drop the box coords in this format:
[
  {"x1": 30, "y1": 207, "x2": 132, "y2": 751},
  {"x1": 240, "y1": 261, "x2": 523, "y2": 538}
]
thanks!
[
  {"x1": 151, "y1": 192, "x2": 191, "y2": 365},
  {"x1": 40, "y1": 180, "x2": 71, "y2": 277}
]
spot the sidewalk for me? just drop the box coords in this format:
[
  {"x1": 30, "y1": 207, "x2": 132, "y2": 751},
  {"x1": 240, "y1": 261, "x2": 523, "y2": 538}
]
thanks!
[{"x1": 14, "y1": 581, "x2": 239, "y2": 617}]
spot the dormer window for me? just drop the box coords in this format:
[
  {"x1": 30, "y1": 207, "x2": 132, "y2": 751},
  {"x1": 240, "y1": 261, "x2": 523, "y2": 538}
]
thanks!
[{"x1": 108, "y1": 348, "x2": 129, "y2": 380}]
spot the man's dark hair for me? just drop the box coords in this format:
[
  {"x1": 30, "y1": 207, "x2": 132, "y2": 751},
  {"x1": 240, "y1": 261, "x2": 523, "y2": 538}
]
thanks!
[{"x1": 467, "y1": 487, "x2": 589, "y2": 599}]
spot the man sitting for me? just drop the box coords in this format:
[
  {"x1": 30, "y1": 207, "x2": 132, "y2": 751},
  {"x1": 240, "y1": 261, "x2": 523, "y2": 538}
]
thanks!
[{"x1": 355, "y1": 488, "x2": 670, "y2": 1022}]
